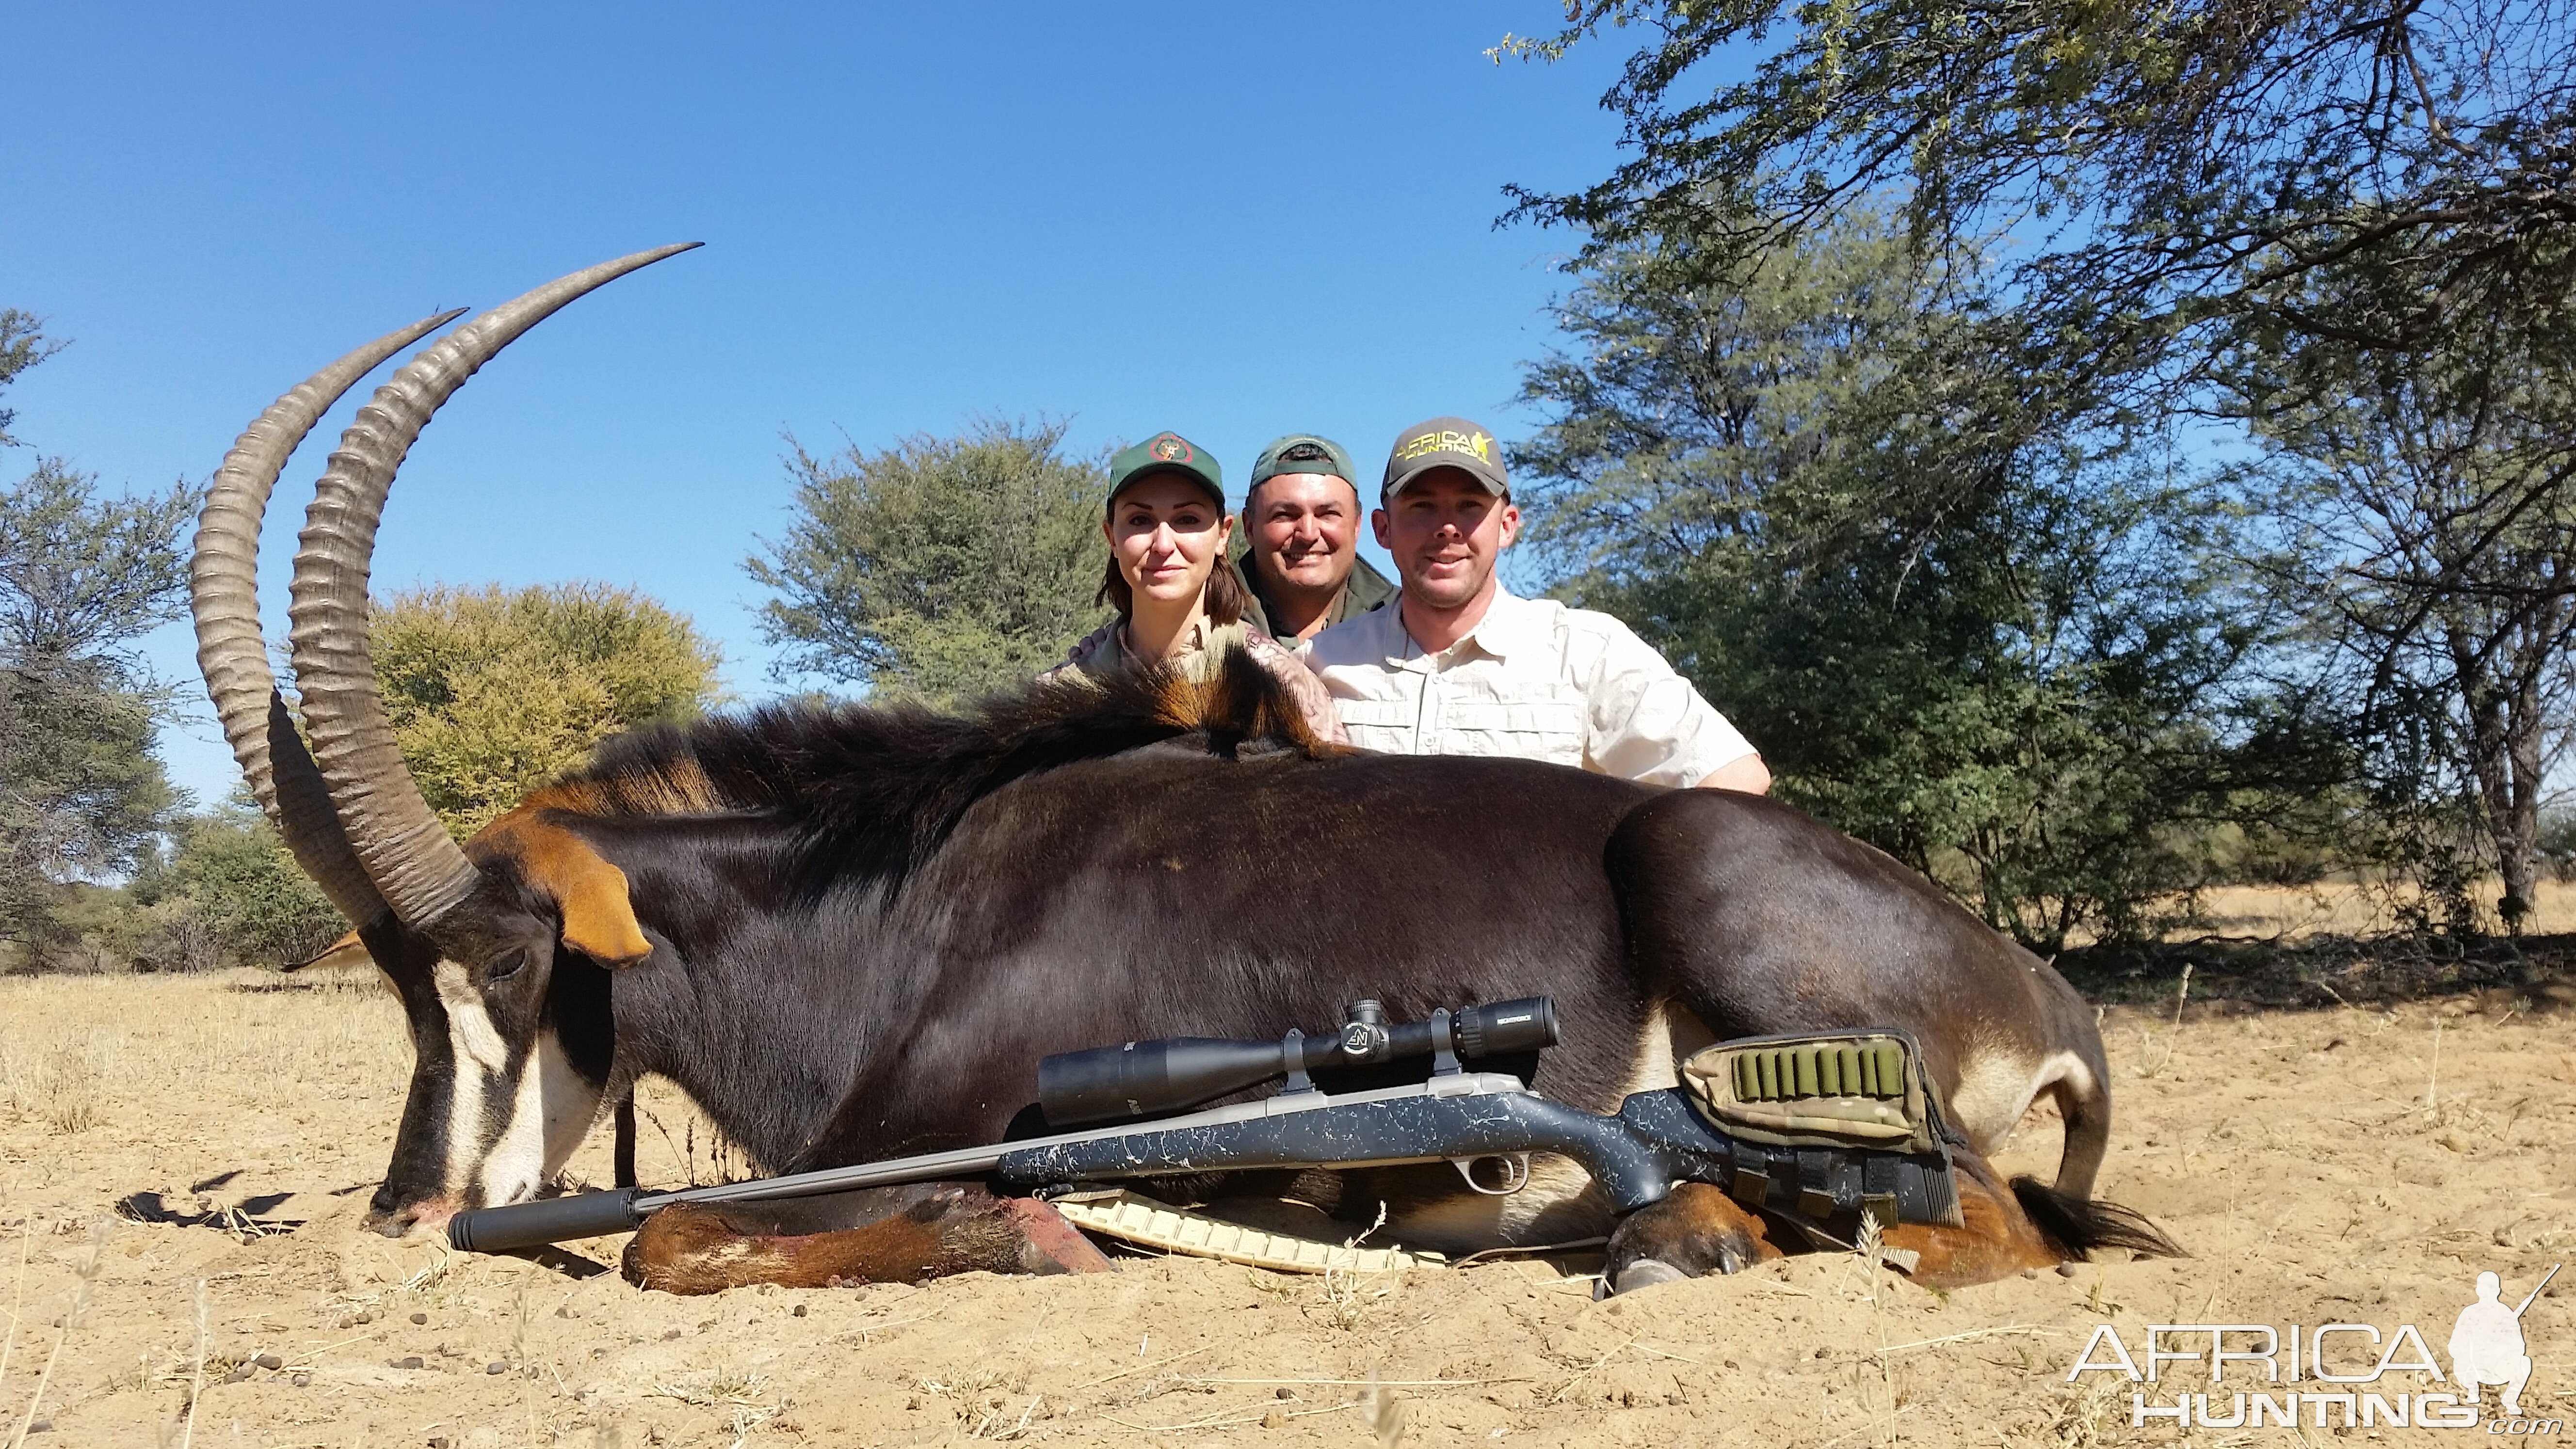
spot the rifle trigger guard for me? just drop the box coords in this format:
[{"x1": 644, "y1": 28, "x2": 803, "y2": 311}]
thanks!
[{"x1": 1452, "y1": 1153, "x2": 1530, "y2": 1195}]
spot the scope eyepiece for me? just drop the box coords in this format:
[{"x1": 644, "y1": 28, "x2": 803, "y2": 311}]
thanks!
[{"x1": 1455, "y1": 997, "x2": 1557, "y2": 1061}]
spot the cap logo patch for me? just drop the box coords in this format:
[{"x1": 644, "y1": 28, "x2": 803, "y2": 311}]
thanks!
[
  {"x1": 1148, "y1": 434, "x2": 1193, "y2": 463},
  {"x1": 1395, "y1": 428, "x2": 1493, "y2": 464}
]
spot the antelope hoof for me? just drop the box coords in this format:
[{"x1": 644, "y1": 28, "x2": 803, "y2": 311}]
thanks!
[
  {"x1": 1605, "y1": 1258, "x2": 1690, "y2": 1296},
  {"x1": 1605, "y1": 1181, "x2": 1784, "y2": 1289}
]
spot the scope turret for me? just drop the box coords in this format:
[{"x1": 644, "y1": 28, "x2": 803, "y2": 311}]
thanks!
[{"x1": 1037, "y1": 997, "x2": 1557, "y2": 1127}]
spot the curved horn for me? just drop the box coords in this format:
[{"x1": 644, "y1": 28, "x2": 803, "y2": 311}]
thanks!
[
  {"x1": 288, "y1": 244, "x2": 701, "y2": 929},
  {"x1": 193, "y1": 308, "x2": 468, "y2": 924}
]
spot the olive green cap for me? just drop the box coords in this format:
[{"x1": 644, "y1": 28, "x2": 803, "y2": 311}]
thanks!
[
  {"x1": 1382, "y1": 415, "x2": 1507, "y2": 503},
  {"x1": 1108, "y1": 431, "x2": 1224, "y2": 510},
  {"x1": 1247, "y1": 434, "x2": 1359, "y2": 495}
]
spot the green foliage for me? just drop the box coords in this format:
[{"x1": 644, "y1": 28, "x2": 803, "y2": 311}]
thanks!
[
  {"x1": 1504, "y1": 6, "x2": 2576, "y2": 941},
  {"x1": 7, "y1": 805, "x2": 340, "y2": 974},
  {"x1": 1515, "y1": 210, "x2": 2309, "y2": 950},
  {"x1": 746, "y1": 419, "x2": 1112, "y2": 704},
  {"x1": 2235, "y1": 259, "x2": 2576, "y2": 931},
  {"x1": 0, "y1": 456, "x2": 201, "y2": 662},
  {"x1": 0, "y1": 309, "x2": 66, "y2": 447},
  {"x1": 0, "y1": 659, "x2": 175, "y2": 906},
  {"x1": 372, "y1": 583, "x2": 724, "y2": 837},
  {"x1": 0, "y1": 446, "x2": 200, "y2": 950},
  {"x1": 151, "y1": 804, "x2": 343, "y2": 968},
  {"x1": 1502, "y1": 0, "x2": 2576, "y2": 426},
  {"x1": 2541, "y1": 809, "x2": 2576, "y2": 883}
]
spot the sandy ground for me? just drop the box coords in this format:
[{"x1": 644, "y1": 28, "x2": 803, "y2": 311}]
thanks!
[{"x1": 0, "y1": 966, "x2": 2568, "y2": 1448}]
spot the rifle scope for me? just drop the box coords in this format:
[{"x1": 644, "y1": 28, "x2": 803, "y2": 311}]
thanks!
[{"x1": 1038, "y1": 996, "x2": 1557, "y2": 1127}]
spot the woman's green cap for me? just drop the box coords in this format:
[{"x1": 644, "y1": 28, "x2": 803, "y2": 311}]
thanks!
[{"x1": 1109, "y1": 432, "x2": 1224, "y2": 509}]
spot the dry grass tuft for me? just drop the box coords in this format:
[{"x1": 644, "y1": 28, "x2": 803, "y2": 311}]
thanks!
[
  {"x1": 914, "y1": 1364, "x2": 1037, "y2": 1439},
  {"x1": 0, "y1": 1037, "x2": 113, "y2": 1135},
  {"x1": 652, "y1": 1367, "x2": 781, "y2": 1446},
  {"x1": 1317, "y1": 1202, "x2": 1398, "y2": 1331},
  {"x1": 2048, "y1": 1377, "x2": 2125, "y2": 1448}
]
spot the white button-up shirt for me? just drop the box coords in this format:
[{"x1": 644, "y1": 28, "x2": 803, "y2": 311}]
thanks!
[{"x1": 1300, "y1": 587, "x2": 1756, "y2": 787}]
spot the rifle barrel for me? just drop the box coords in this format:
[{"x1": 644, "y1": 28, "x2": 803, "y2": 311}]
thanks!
[
  {"x1": 2513, "y1": 1262, "x2": 2561, "y2": 1317},
  {"x1": 448, "y1": 1073, "x2": 1535, "y2": 1253}
]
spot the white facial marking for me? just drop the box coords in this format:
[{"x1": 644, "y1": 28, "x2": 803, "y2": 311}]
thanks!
[
  {"x1": 433, "y1": 960, "x2": 505, "y2": 1204},
  {"x1": 477, "y1": 1030, "x2": 598, "y2": 1209},
  {"x1": 427, "y1": 960, "x2": 605, "y2": 1209}
]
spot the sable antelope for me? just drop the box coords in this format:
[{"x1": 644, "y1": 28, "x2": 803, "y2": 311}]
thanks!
[{"x1": 192, "y1": 247, "x2": 2174, "y2": 1290}]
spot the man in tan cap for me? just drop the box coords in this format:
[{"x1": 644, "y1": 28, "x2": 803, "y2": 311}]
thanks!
[{"x1": 1302, "y1": 416, "x2": 1769, "y2": 791}]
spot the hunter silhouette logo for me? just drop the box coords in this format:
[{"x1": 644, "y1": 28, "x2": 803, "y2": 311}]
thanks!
[
  {"x1": 1148, "y1": 434, "x2": 1192, "y2": 463},
  {"x1": 2453, "y1": 1266, "x2": 2557, "y2": 1419}
]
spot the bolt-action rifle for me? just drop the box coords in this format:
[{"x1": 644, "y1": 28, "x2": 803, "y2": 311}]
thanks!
[{"x1": 446, "y1": 997, "x2": 1964, "y2": 1255}]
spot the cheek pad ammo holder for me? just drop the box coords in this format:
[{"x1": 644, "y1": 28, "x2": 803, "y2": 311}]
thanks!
[{"x1": 1681, "y1": 1030, "x2": 1962, "y2": 1234}]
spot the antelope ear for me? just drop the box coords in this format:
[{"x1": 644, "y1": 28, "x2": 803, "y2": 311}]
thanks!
[
  {"x1": 509, "y1": 821, "x2": 655, "y2": 968},
  {"x1": 289, "y1": 929, "x2": 374, "y2": 973}
]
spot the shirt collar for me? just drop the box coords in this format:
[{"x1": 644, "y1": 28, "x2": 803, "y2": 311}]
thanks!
[
  {"x1": 1117, "y1": 614, "x2": 1214, "y2": 669},
  {"x1": 1386, "y1": 585, "x2": 1531, "y2": 665},
  {"x1": 1459, "y1": 586, "x2": 1534, "y2": 659}
]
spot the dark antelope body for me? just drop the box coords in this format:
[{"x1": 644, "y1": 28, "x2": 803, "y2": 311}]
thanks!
[{"x1": 192, "y1": 248, "x2": 2172, "y2": 1287}]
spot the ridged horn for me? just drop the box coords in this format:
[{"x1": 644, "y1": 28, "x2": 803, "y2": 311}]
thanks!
[
  {"x1": 288, "y1": 244, "x2": 701, "y2": 930},
  {"x1": 193, "y1": 308, "x2": 468, "y2": 925}
]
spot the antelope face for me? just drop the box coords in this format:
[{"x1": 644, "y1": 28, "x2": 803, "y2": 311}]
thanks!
[{"x1": 361, "y1": 894, "x2": 619, "y2": 1237}]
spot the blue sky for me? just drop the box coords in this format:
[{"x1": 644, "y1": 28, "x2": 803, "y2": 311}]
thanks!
[{"x1": 2, "y1": 4, "x2": 1633, "y2": 808}]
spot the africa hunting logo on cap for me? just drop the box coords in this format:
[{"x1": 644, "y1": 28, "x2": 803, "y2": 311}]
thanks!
[
  {"x1": 1382, "y1": 415, "x2": 1508, "y2": 502},
  {"x1": 1109, "y1": 430, "x2": 1224, "y2": 509}
]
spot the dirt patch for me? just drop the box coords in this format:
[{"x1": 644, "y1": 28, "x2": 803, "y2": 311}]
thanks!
[{"x1": 0, "y1": 970, "x2": 2567, "y2": 1446}]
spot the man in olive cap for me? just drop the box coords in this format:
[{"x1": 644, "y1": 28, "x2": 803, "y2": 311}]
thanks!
[
  {"x1": 1232, "y1": 434, "x2": 1395, "y2": 643},
  {"x1": 1302, "y1": 416, "x2": 1769, "y2": 791}
]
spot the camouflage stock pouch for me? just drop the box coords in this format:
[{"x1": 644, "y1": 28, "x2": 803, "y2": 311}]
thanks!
[{"x1": 1680, "y1": 1030, "x2": 1945, "y2": 1158}]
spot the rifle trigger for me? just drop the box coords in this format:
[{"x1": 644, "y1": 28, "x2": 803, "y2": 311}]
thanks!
[
  {"x1": 1281, "y1": 1028, "x2": 1317, "y2": 1095},
  {"x1": 1452, "y1": 1154, "x2": 1530, "y2": 1195}
]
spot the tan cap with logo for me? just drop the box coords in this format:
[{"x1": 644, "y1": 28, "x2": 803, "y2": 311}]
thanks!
[{"x1": 1381, "y1": 416, "x2": 1507, "y2": 504}]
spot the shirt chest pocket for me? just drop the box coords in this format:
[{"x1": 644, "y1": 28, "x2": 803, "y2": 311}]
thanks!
[
  {"x1": 1333, "y1": 699, "x2": 1418, "y2": 732},
  {"x1": 1441, "y1": 695, "x2": 1587, "y2": 766}
]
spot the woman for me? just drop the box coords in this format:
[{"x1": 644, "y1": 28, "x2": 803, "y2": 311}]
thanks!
[{"x1": 1053, "y1": 430, "x2": 1347, "y2": 744}]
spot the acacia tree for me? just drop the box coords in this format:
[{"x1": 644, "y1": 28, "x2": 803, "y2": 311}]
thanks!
[
  {"x1": 0, "y1": 310, "x2": 63, "y2": 446},
  {"x1": 2243, "y1": 271, "x2": 2576, "y2": 930},
  {"x1": 1500, "y1": 0, "x2": 2576, "y2": 380},
  {"x1": 747, "y1": 419, "x2": 1110, "y2": 704},
  {"x1": 1504, "y1": 1, "x2": 2576, "y2": 937},
  {"x1": 371, "y1": 582, "x2": 723, "y2": 837},
  {"x1": 1515, "y1": 210, "x2": 2292, "y2": 949},
  {"x1": 145, "y1": 805, "x2": 343, "y2": 969},
  {"x1": 0, "y1": 316, "x2": 201, "y2": 953}
]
